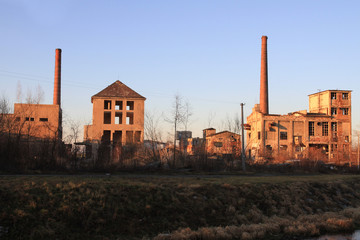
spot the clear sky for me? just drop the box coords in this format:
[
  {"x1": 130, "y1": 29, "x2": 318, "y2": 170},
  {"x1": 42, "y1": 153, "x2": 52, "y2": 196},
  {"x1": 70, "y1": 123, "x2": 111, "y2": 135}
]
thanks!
[{"x1": 0, "y1": 0, "x2": 359, "y2": 140}]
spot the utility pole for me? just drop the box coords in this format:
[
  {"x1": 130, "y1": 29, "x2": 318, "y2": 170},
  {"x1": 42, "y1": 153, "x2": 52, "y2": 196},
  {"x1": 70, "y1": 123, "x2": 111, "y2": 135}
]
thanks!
[
  {"x1": 358, "y1": 134, "x2": 360, "y2": 171},
  {"x1": 241, "y1": 103, "x2": 246, "y2": 171}
]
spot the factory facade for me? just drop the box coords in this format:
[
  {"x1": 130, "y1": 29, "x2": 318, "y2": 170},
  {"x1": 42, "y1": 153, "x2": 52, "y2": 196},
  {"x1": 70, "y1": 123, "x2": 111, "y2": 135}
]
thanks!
[
  {"x1": 246, "y1": 36, "x2": 352, "y2": 163},
  {"x1": 83, "y1": 80, "x2": 146, "y2": 162},
  {"x1": 1, "y1": 49, "x2": 62, "y2": 141}
]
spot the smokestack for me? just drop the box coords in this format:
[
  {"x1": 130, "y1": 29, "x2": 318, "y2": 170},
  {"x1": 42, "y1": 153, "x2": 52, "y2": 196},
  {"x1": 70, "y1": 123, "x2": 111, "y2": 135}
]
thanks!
[
  {"x1": 260, "y1": 36, "x2": 268, "y2": 114},
  {"x1": 53, "y1": 48, "x2": 61, "y2": 105}
]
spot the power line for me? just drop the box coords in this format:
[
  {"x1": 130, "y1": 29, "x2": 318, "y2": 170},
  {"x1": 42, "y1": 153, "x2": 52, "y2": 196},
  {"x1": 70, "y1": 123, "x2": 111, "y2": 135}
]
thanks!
[{"x1": 0, "y1": 70, "x2": 242, "y2": 105}]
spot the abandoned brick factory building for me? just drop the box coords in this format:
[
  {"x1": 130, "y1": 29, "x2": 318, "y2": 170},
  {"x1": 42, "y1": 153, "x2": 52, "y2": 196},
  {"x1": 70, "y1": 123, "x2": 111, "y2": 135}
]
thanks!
[
  {"x1": 1, "y1": 49, "x2": 63, "y2": 141},
  {"x1": 186, "y1": 128, "x2": 241, "y2": 157},
  {"x1": 83, "y1": 80, "x2": 146, "y2": 162},
  {"x1": 246, "y1": 36, "x2": 352, "y2": 163}
]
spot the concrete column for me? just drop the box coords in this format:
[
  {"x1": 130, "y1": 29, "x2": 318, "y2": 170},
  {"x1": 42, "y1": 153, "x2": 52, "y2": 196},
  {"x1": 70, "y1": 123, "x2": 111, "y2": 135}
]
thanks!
[{"x1": 260, "y1": 36, "x2": 269, "y2": 115}]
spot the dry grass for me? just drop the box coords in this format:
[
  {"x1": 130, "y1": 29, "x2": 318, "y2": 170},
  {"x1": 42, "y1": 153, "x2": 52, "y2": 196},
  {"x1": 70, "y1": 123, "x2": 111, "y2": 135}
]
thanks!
[{"x1": 1, "y1": 174, "x2": 360, "y2": 239}]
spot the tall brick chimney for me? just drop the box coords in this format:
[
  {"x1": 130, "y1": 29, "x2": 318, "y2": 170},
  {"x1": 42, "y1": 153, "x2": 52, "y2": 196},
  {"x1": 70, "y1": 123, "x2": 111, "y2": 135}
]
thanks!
[
  {"x1": 53, "y1": 48, "x2": 61, "y2": 105},
  {"x1": 260, "y1": 36, "x2": 268, "y2": 115}
]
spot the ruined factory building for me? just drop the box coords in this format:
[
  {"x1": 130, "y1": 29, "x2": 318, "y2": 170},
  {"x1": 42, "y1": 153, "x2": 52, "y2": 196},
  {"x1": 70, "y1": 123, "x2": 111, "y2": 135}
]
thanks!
[
  {"x1": 83, "y1": 80, "x2": 146, "y2": 161},
  {"x1": 246, "y1": 36, "x2": 352, "y2": 163},
  {"x1": 186, "y1": 128, "x2": 241, "y2": 157},
  {"x1": 1, "y1": 49, "x2": 62, "y2": 141}
]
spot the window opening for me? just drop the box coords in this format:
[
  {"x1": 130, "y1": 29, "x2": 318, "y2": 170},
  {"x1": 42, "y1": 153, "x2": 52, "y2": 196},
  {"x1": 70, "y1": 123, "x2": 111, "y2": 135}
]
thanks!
[
  {"x1": 126, "y1": 101, "x2": 134, "y2": 110},
  {"x1": 342, "y1": 93, "x2": 348, "y2": 100},
  {"x1": 101, "y1": 130, "x2": 111, "y2": 144},
  {"x1": 135, "y1": 131, "x2": 141, "y2": 143},
  {"x1": 332, "y1": 132, "x2": 337, "y2": 141},
  {"x1": 104, "y1": 112, "x2": 111, "y2": 124},
  {"x1": 345, "y1": 136, "x2": 349, "y2": 142},
  {"x1": 331, "y1": 108, "x2": 337, "y2": 115},
  {"x1": 115, "y1": 112, "x2": 122, "y2": 124},
  {"x1": 257, "y1": 131, "x2": 261, "y2": 140},
  {"x1": 113, "y1": 131, "x2": 122, "y2": 144},
  {"x1": 104, "y1": 100, "x2": 112, "y2": 110},
  {"x1": 322, "y1": 122, "x2": 328, "y2": 136},
  {"x1": 115, "y1": 101, "x2": 123, "y2": 110},
  {"x1": 331, "y1": 92, "x2": 337, "y2": 100},
  {"x1": 126, "y1": 131, "x2": 134, "y2": 143},
  {"x1": 309, "y1": 122, "x2": 314, "y2": 136},
  {"x1": 39, "y1": 118, "x2": 48, "y2": 122},
  {"x1": 331, "y1": 122, "x2": 337, "y2": 131},
  {"x1": 280, "y1": 145, "x2": 288, "y2": 150},
  {"x1": 280, "y1": 132, "x2": 287, "y2": 140},
  {"x1": 126, "y1": 112, "x2": 134, "y2": 125},
  {"x1": 341, "y1": 108, "x2": 349, "y2": 115}
]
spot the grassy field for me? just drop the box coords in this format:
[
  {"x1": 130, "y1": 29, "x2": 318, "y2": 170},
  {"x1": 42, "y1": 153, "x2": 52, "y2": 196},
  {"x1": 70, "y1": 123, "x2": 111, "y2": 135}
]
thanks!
[{"x1": 1, "y1": 174, "x2": 360, "y2": 239}]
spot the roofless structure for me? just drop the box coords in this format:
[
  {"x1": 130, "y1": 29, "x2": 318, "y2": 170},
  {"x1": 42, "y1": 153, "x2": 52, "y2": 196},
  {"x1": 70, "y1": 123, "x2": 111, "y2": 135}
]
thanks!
[{"x1": 246, "y1": 36, "x2": 352, "y2": 163}]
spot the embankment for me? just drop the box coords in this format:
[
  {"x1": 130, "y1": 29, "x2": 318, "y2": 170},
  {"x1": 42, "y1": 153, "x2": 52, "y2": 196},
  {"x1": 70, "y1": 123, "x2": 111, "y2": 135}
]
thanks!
[{"x1": 1, "y1": 174, "x2": 360, "y2": 239}]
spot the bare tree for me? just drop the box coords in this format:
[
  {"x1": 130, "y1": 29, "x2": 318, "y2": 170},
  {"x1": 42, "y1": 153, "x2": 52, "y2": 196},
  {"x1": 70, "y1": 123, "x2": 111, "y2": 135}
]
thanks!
[
  {"x1": 207, "y1": 111, "x2": 216, "y2": 128},
  {"x1": 220, "y1": 113, "x2": 241, "y2": 133},
  {"x1": 182, "y1": 100, "x2": 193, "y2": 158},
  {"x1": 144, "y1": 110, "x2": 163, "y2": 162},
  {"x1": 165, "y1": 94, "x2": 185, "y2": 167}
]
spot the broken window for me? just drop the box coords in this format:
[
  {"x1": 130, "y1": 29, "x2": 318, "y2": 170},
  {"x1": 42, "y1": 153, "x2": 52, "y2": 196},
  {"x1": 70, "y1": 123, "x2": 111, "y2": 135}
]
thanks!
[
  {"x1": 126, "y1": 131, "x2": 133, "y2": 143},
  {"x1": 345, "y1": 136, "x2": 349, "y2": 142},
  {"x1": 341, "y1": 108, "x2": 349, "y2": 115},
  {"x1": 104, "y1": 100, "x2": 112, "y2": 110},
  {"x1": 280, "y1": 145, "x2": 288, "y2": 150},
  {"x1": 342, "y1": 93, "x2": 348, "y2": 100},
  {"x1": 265, "y1": 145, "x2": 272, "y2": 151},
  {"x1": 331, "y1": 108, "x2": 337, "y2": 115},
  {"x1": 280, "y1": 132, "x2": 287, "y2": 140},
  {"x1": 331, "y1": 122, "x2": 337, "y2": 131},
  {"x1": 39, "y1": 118, "x2": 48, "y2": 122},
  {"x1": 113, "y1": 131, "x2": 122, "y2": 144},
  {"x1": 332, "y1": 132, "x2": 338, "y2": 141},
  {"x1": 322, "y1": 122, "x2": 328, "y2": 136},
  {"x1": 126, "y1": 112, "x2": 134, "y2": 125},
  {"x1": 104, "y1": 112, "x2": 111, "y2": 124},
  {"x1": 309, "y1": 122, "x2": 315, "y2": 136},
  {"x1": 331, "y1": 144, "x2": 338, "y2": 152},
  {"x1": 115, "y1": 101, "x2": 123, "y2": 110},
  {"x1": 331, "y1": 92, "x2": 337, "y2": 100},
  {"x1": 101, "y1": 130, "x2": 111, "y2": 144},
  {"x1": 115, "y1": 112, "x2": 122, "y2": 124},
  {"x1": 135, "y1": 131, "x2": 141, "y2": 142},
  {"x1": 126, "y1": 101, "x2": 134, "y2": 110}
]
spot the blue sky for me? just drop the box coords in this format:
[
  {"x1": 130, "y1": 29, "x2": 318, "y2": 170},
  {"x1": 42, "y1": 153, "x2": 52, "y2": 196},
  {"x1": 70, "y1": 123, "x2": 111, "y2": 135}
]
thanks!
[{"x1": 0, "y1": 0, "x2": 359, "y2": 139}]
